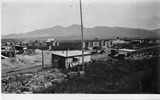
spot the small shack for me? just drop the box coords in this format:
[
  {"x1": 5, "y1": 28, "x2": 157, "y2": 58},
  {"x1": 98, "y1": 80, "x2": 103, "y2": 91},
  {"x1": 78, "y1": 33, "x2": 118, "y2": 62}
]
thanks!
[{"x1": 52, "y1": 50, "x2": 92, "y2": 69}]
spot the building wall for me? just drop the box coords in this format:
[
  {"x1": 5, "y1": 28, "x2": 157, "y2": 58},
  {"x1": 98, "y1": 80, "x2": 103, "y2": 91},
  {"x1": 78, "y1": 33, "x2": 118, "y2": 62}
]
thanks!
[
  {"x1": 104, "y1": 41, "x2": 112, "y2": 47},
  {"x1": 93, "y1": 41, "x2": 100, "y2": 47},
  {"x1": 52, "y1": 54, "x2": 92, "y2": 69},
  {"x1": 52, "y1": 54, "x2": 65, "y2": 69},
  {"x1": 65, "y1": 55, "x2": 91, "y2": 69},
  {"x1": 85, "y1": 40, "x2": 113, "y2": 49}
]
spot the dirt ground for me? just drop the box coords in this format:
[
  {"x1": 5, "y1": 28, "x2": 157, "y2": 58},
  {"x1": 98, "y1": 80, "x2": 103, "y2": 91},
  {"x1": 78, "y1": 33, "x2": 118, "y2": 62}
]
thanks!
[{"x1": 1, "y1": 50, "x2": 52, "y2": 75}]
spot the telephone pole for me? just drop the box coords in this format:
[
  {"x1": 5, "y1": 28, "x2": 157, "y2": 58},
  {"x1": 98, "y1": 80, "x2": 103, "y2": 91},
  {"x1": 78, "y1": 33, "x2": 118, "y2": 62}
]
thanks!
[
  {"x1": 79, "y1": 0, "x2": 85, "y2": 71},
  {"x1": 41, "y1": 49, "x2": 44, "y2": 68}
]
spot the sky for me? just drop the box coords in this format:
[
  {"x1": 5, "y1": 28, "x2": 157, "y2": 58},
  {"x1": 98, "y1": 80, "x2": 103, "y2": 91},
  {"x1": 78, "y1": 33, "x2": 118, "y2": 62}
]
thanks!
[{"x1": 2, "y1": 0, "x2": 160, "y2": 35}]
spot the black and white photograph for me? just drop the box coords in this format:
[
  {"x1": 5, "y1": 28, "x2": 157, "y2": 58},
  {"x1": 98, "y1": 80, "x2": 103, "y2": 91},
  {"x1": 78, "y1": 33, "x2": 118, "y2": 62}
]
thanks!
[{"x1": 1, "y1": 0, "x2": 160, "y2": 96}]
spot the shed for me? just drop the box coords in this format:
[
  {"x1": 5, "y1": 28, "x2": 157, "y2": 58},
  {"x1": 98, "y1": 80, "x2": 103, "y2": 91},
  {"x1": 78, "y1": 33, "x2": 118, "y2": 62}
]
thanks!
[{"x1": 52, "y1": 50, "x2": 92, "y2": 69}]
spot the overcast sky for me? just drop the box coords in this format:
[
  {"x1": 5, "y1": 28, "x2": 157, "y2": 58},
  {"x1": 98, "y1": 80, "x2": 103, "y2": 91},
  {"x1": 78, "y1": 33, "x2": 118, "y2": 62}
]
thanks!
[{"x1": 2, "y1": 0, "x2": 160, "y2": 35}]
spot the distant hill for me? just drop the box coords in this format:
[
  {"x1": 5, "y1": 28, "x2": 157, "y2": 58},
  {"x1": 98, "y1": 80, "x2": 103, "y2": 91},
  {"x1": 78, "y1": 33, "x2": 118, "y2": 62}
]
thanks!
[
  {"x1": 152, "y1": 29, "x2": 160, "y2": 35},
  {"x1": 2, "y1": 25, "x2": 160, "y2": 40}
]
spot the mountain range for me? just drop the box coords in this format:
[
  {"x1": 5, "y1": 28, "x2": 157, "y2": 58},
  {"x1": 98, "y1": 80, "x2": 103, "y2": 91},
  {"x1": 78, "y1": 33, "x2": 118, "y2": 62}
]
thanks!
[{"x1": 2, "y1": 25, "x2": 160, "y2": 40}]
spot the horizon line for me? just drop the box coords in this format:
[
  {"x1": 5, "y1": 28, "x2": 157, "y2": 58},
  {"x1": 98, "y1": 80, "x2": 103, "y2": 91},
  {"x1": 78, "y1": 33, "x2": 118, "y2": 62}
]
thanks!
[{"x1": 2, "y1": 24, "x2": 159, "y2": 36}]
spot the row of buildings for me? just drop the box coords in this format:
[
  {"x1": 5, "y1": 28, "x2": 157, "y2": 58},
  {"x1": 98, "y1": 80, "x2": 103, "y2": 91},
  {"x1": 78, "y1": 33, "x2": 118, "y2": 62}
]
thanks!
[
  {"x1": 2, "y1": 37, "x2": 160, "y2": 57},
  {"x1": 2, "y1": 37, "x2": 160, "y2": 51},
  {"x1": 51, "y1": 37, "x2": 160, "y2": 69}
]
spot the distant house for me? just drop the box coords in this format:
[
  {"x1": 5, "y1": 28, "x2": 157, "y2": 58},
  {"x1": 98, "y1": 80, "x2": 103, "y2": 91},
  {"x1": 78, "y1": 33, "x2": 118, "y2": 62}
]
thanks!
[
  {"x1": 51, "y1": 50, "x2": 92, "y2": 69},
  {"x1": 84, "y1": 38, "x2": 112, "y2": 50},
  {"x1": 14, "y1": 45, "x2": 26, "y2": 54},
  {"x1": 112, "y1": 38, "x2": 129, "y2": 45},
  {"x1": 46, "y1": 38, "x2": 59, "y2": 50},
  {"x1": 103, "y1": 40, "x2": 113, "y2": 48},
  {"x1": 84, "y1": 38, "x2": 131, "y2": 50},
  {"x1": 1, "y1": 46, "x2": 15, "y2": 57},
  {"x1": 111, "y1": 37, "x2": 130, "y2": 49},
  {"x1": 86, "y1": 40, "x2": 101, "y2": 49},
  {"x1": 156, "y1": 40, "x2": 160, "y2": 44}
]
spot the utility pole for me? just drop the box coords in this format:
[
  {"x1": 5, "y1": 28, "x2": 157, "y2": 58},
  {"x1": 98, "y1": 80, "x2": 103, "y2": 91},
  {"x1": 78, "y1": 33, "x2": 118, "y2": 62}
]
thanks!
[
  {"x1": 41, "y1": 49, "x2": 44, "y2": 68},
  {"x1": 66, "y1": 48, "x2": 69, "y2": 69},
  {"x1": 79, "y1": 0, "x2": 85, "y2": 71}
]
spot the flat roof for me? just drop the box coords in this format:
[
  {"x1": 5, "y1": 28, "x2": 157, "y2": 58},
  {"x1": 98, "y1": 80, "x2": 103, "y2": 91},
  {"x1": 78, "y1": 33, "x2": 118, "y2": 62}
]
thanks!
[
  {"x1": 52, "y1": 50, "x2": 91, "y2": 58},
  {"x1": 112, "y1": 40, "x2": 129, "y2": 44},
  {"x1": 119, "y1": 48, "x2": 136, "y2": 52}
]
